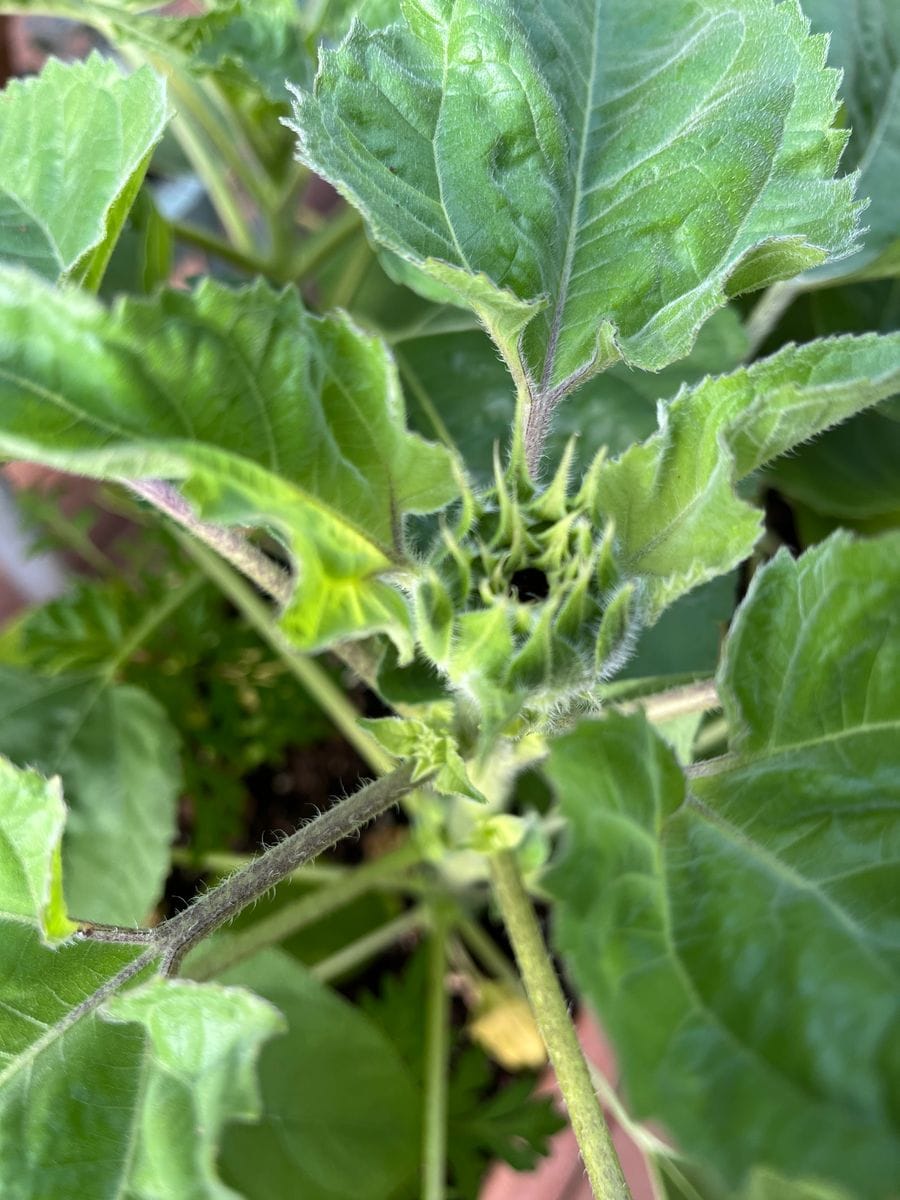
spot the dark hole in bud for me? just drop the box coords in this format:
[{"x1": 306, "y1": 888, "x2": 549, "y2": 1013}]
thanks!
[{"x1": 509, "y1": 567, "x2": 550, "y2": 603}]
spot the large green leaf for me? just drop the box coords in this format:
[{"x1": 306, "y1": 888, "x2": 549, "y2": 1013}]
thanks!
[
  {"x1": 0, "y1": 269, "x2": 458, "y2": 652},
  {"x1": 216, "y1": 949, "x2": 419, "y2": 1200},
  {"x1": 0, "y1": 53, "x2": 169, "y2": 285},
  {"x1": 0, "y1": 756, "x2": 284, "y2": 1200},
  {"x1": 544, "y1": 531, "x2": 900, "y2": 1196},
  {"x1": 289, "y1": 0, "x2": 858, "y2": 399},
  {"x1": 593, "y1": 332, "x2": 900, "y2": 615},
  {"x1": 798, "y1": 0, "x2": 900, "y2": 285},
  {"x1": 0, "y1": 667, "x2": 180, "y2": 926}
]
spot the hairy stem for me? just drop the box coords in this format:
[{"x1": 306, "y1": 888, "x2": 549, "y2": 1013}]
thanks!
[
  {"x1": 173, "y1": 531, "x2": 392, "y2": 773},
  {"x1": 524, "y1": 396, "x2": 554, "y2": 478},
  {"x1": 423, "y1": 913, "x2": 451, "y2": 1200},
  {"x1": 185, "y1": 840, "x2": 422, "y2": 980},
  {"x1": 126, "y1": 479, "x2": 293, "y2": 608},
  {"x1": 490, "y1": 851, "x2": 632, "y2": 1200},
  {"x1": 621, "y1": 680, "x2": 720, "y2": 724},
  {"x1": 83, "y1": 766, "x2": 422, "y2": 966},
  {"x1": 156, "y1": 764, "x2": 419, "y2": 973}
]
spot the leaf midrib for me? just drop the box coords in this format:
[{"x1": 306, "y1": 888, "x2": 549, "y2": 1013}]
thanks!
[
  {"x1": 0, "y1": 932, "x2": 150, "y2": 1093},
  {"x1": 536, "y1": 0, "x2": 601, "y2": 397},
  {"x1": 680, "y1": 793, "x2": 897, "y2": 983}
]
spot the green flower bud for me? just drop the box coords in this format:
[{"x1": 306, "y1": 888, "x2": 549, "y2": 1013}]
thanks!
[{"x1": 414, "y1": 444, "x2": 641, "y2": 729}]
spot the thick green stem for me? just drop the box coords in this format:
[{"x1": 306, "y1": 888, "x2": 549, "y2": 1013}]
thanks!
[
  {"x1": 490, "y1": 851, "x2": 632, "y2": 1200},
  {"x1": 422, "y1": 913, "x2": 451, "y2": 1200},
  {"x1": 172, "y1": 531, "x2": 393, "y2": 774},
  {"x1": 185, "y1": 841, "x2": 422, "y2": 980}
]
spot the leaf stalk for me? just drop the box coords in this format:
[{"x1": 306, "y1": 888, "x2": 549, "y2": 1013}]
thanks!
[
  {"x1": 126, "y1": 479, "x2": 294, "y2": 608},
  {"x1": 185, "y1": 840, "x2": 422, "y2": 980},
  {"x1": 423, "y1": 910, "x2": 451, "y2": 1200},
  {"x1": 82, "y1": 764, "x2": 422, "y2": 973}
]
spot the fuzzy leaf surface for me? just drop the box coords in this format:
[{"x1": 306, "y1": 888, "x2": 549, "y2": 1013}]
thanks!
[
  {"x1": 0, "y1": 270, "x2": 458, "y2": 652},
  {"x1": 545, "y1": 532, "x2": 900, "y2": 1196},
  {"x1": 289, "y1": 0, "x2": 858, "y2": 393},
  {"x1": 0, "y1": 667, "x2": 180, "y2": 926},
  {"x1": 594, "y1": 332, "x2": 900, "y2": 616},
  {"x1": 0, "y1": 54, "x2": 168, "y2": 284},
  {"x1": 799, "y1": 0, "x2": 900, "y2": 284},
  {"x1": 0, "y1": 757, "x2": 284, "y2": 1200}
]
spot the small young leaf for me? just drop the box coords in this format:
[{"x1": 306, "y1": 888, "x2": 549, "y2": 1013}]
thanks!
[
  {"x1": 0, "y1": 54, "x2": 169, "y2": 284},
  {"x1": 0, "y1": 758, "x2": 284, "y2": 1200},
  {"x1": 360, "y1": 712, "x2": 484, "y2": 799},
  {"x1": 289, "y1": 0, "x2": 859, "y2": 395},
  {"x1": 544, "y1": 531, "x2": 900, "y2": 1197},
  {"x1": 0, "y1": 668, "x2": 181, "y2": 927},
  {"x1": 0, "y1": 270, "x2": 459, "y2": 654}
]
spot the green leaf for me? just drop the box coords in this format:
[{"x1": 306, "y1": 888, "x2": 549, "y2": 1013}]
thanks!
[
  {"x1": 752, "y1": 280, "x2": 900, "y2": 520},
  {"x1": 360, "y1": 711, "x2": 484, "y2": 799},
  {"x1": 0, "y1": 758, "x2": 74, "y2": 942},
  {"x1": 0, "y1": 53, "x2": 169, "y2": 284},
  {"x1": 544, "y1": 531, "x2": 900, "y2": 1197},
  {"x1": 548, "y1": 306, "x2": 749, "y2": 471},
  {"x1": 770, "y1": 402, "x2": 900, "y2": 519},
  {"x1": 192, "y1": 0, "x2": 313, "y2": 101},
  {"x1": 441, "y1": 1043, "x2": 565, "y2": 1199},
  {"x1": 593, "y1": 332, "x2": 900, "y2": 616},
  {"x1": 659, "y1": 1161, "x2": 853, "y2": 1200},
  {"x1": 0, "y1": 667, "x2": 181, "y2": 926},
  {"x1": 0, "y1": 269, "x2": 458, "y2": 653},
  {"x1": 100, "y1": 186, "x2": 174, "y2": 300},
  {"x1": 289, "y1": 0, "x2": 859, "y2": 396},
  {"x1": 215, "y1": 949, "x2": 419, "y2": 1200},
  {"x1": 620, "y1": 572, "x2": 735, "y2": 681},
  {"x1": 0, "y1": 756, "x2": 284, "y2": 1200},
  {"x1": 798, "y1": 0, "x2": 900, "y2": 284}
]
